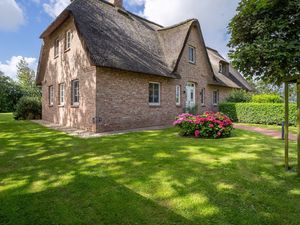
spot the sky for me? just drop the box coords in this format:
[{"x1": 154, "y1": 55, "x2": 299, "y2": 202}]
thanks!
[{"x1": 0, "y1": 0, "x2": 240, "y2": 80}]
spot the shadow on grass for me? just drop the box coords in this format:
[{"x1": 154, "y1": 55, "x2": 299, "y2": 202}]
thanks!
[
  {"x1": 0, "y1": 113, "x2": 300, "y2": 225},
  {"x1": 0, "y1": 175, "x2": 192, "y2": 225}
]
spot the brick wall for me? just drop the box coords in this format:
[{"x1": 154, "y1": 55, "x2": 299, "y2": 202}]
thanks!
[
  {"x1": 41, "y1": 18, "x2": 233, "y2": 133},
  {"x1": 94, "y1": 25, "x2": 233, "y2": 132},
  {"x1": 41, "y1": 17, "x2": 97, "y2": 132}
]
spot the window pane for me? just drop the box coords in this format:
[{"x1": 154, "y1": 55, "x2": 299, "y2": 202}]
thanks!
[
  {"x1": 149, "y1": 83, "x2": 159, "y2": 104},
  {"x1": 189, "y1": 47, "x2": 195, "y2": 62},
  {"x1": 72, "y1": 80, "x2": 79, "y2": 104}
]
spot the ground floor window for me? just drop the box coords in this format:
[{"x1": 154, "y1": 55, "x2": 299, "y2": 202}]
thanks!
[
  {"x1": 49, "y1": 85, "x2": 54, "y2": 106},
  {"x1": 200, "y1": 88, "x2": 205, "y2": 106},
  {"x1": 176, "y1": 85, "x2": 181, "y2": 105},
  {"x1": 58, "y1": 83, "x2": 65, "y2": 105},
  {"x1": 71, "y1": 79, "x2": 79, "y2": 106},
  {"x1": 149, "y1": 82, "x2": 160, "y2": 105},
  {"x1": 213, "y1": 90, "x2": 219, "y2": 106}
]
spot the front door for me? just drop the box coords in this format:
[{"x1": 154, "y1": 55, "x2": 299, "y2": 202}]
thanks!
[{"x1": 186, "y1": 82, "x2": 196, "y2": 109}]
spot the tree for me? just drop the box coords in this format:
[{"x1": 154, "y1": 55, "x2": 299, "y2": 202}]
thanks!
[
  {"x1": 228, "y1": 0, "x2": 300, "y2": 85},
  {"x1": 16, "y1": 58, "x2": 41, "y2": 97},
  {"x1": 0, "y1": 72, "x2": 23, "y2": 112}
]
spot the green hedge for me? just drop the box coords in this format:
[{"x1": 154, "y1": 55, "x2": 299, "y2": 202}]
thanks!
[{"x1": 219, "y1": 103, "x2": 297, "y2": 125}]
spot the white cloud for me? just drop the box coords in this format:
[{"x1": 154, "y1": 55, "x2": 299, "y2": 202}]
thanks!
[
  {"x1": 0, "y1": 0, "x2": 25, "y2": 31},
  {"x1": 43, "y1": 0, "x2": 71, "y2": 18},
  {"x1": 139, "y1": 0, "x2": 239, "y2": 58},
  {"x1": 0, "y1": 56, "x2": 37, "y2": 80}
]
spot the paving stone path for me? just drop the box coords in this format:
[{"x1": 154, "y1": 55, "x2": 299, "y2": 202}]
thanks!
[
  {"x1": 234, "y1": 124, "x2": 297, "y2": 141},
  {"x1": 32, "y1": 120, "x2": 169, "y2": 139}
]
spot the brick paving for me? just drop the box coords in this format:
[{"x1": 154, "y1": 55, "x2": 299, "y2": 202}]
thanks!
[{"x1": 234, "y1": 124, "x2": 297, "y2": 141}]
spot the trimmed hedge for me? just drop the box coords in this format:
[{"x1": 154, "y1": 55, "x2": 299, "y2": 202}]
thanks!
[
  {"x1": 251, "y1": 94, "x2": 283, "y2": 103},
  {"x1": 219, "y1": 103, "x2": 297, "y2": 125}
]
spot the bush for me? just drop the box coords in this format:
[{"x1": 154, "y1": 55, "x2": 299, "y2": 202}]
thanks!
[
  {"x1": 225, "y1": 89, "x2": 252, "y2": 103},
  {"x1": 251, "y1": 94, "x2": 283, "y2": 103},
  {"x1": 219, "y1": 103, "x2": 297, "y2": 125},
  {"x1": 14, "y1": 96, "x2": 42, "y2": 120},
  {"x1": 0, "y1": 75, "x2": 23, "y2": 112},
  {"x1": 174, "y1": 112, "x2": 233, "y2": 139}
]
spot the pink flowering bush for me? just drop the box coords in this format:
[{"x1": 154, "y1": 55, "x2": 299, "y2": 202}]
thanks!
[{"x1": 173, "y1": 112, "x2": 233, "y2": 139}]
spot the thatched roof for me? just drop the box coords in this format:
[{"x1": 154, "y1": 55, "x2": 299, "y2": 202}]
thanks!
[
  {"x1": 37, "y1": 0, "x2": 252, "y2": 91},
  {"x1": 206, "y1": 47, "x2": 254, "y2": 91}
]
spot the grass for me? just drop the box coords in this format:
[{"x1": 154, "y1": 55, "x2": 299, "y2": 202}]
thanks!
[
  {"x1": 237, "y1": 123, "x2": 298, "y2": 135},
  {"x1": 0, "y1": 113, "x2": 300, "y2": 225}
]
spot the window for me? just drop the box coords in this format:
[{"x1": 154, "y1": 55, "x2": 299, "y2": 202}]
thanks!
[
  {"x1": 176, "y1": 85, "x2": 181, "y2": 105},
  {"x1": 188, "y1": 46, "x2": 196, "y2": 64},
  {"x1": 58, "y1": 83, "x2": 65, "y2": 105},
  {"x1": 71, "y1": 79, "x2": 79, "y2": 105},
  {"x1": 49, "y1": 85, "x2": 54, "y2": 106},
  {"x1": 54, "y1": 39, "x2": 59, "y2": 58},
  {"x1": 219, "y1": 63, "x2": 223, "y2": 73},
  {"x1": 65, "y1": 30, "x2": 72, "y2": 50},
  {"x1": 200, "y1": 88, "x2": 205, "y2": 106},
  {"x1": 213, "y1": 90, "x2": 219, "y2": 106},
  {"x1": 149, "y1": 82, "x2": 160, "y2": 105}
]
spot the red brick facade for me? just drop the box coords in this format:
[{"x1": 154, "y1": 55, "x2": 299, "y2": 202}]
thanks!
[{"x1": 41, "y1": 19, "x2": 233, "y2": 133}]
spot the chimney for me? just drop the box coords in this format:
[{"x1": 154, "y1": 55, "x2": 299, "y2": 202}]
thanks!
[{"x1": 109, "y1": 0, "x2": 123, "y2": 8}]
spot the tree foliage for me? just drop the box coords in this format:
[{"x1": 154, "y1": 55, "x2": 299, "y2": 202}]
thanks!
[
  {"x1": 228, "y1": 0, "x2": 300, "y2": 85},
  {"x1": 0, "y1": 72, "x2": 23, "y2": 112},
  {"x1": 225, "y1": 89, "x2": 252, "y2": 102},
  {"x1": 16, "y1": 58, "x2": 41, "y2": 97}
]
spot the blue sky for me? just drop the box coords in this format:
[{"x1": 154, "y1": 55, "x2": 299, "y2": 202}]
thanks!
[{"x1": 0, "y1": 0, "x2": 239, "y2": 79}]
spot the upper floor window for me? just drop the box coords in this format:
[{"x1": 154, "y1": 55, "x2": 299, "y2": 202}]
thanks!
[
  {"x1": 54, "y1": 39, "x2": 59, "y2": 58},
  {"x1": 176, "y1": 85, "x2": 181, "y2": 106},
  {"x1": 49, "y1": 85, "x2": 54, "y2": 106},
  {"x1": 188, "y1": 46, "x2": 196, "y2": 64},
  {"x1": 58, "y1": 83, "x2": 65, "y2": 105},
  {"x1": 71, "y1": 79, "x2": 79, "y2": 106},
  {"x1": 200, "y1": 88, "x2": 205, "y2": 106},
  {"x1": 65, "y1": 30, "x2": 72, "y2": 51},
  {"x1": 219, "y1": 63, "x2": 223, "y2": 73},
  {"x1": 149, "y1": 82, "x2": 160, "y2": 105},
  {"x1": 213, "y1": 90, "x2": 219, "y2": 106}
]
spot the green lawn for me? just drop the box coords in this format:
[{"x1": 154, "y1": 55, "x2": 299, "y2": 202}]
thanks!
[
  {"x1": 0, "y1": 113, "x2": 300, "y2": 225},
  {"x1": 237, "y1": 123, "x2": 298, "y2": 135}
]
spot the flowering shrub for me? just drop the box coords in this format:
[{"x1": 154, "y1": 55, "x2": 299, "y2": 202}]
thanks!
[{"x1": 173, "y1": 112, "x2": 233, "y2": 139}]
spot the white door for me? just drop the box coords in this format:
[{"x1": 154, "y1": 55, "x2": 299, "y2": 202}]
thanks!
[{"x1": 186, "y1": 82, "x2": 196, "y2": 108}]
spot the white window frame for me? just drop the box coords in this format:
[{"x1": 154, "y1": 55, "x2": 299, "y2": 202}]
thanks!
[
  {"x1": 149, "y1": 82, "x2": 160, "y2": 106},
  {"x1": 213, "y1": 90, "x2": 219, "y2": 106},
  {"x1": 200, "y1": 88, "x2": 205, "y2": 106},
  {"x1": 176, "y1": 85, "x2": 181, "y2": 106},
  {"x1": 71, "y1": 79, "x2": 79, "y2": 106},
  {"x1": 188, "y1": 46, "x2": 196, "y2": 64},
  {"x1": 65, "y1": 30, "x2": 72, "y2": 51},
  {"x1": 58, "y1": 83, "x2": 65, "y2": 106},
  {"x1": 49, "y1": 85, "x2": 54, "y2": 106},
  {"x1": 54, "y1": 38, "x2": 59, "y2": 58}
]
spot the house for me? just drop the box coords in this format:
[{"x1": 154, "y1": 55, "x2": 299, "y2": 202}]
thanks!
[{"x1": 36, "y1": 0, "x2": 252, "y2": 132}]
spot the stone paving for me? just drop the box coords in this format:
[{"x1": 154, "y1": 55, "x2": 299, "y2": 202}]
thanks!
[{"x1": 32, "y1": 120, "x2": 170, "y2": 139}]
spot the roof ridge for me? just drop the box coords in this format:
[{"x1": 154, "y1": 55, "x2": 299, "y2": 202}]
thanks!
[
  {"x1": 158, "y1": 19, "x2": 197, "y2": 31},
  {"x1": 206, "y1": 46, "x2": 218, "y2": 52},
  {"x1": 127, "y1": 11, "x2": 163, "y2": 28},
  {"x1": 98, "y1": 0, "x2": 164, "y2": 28}
]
